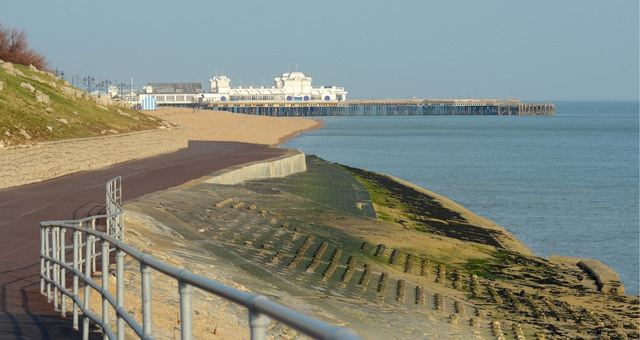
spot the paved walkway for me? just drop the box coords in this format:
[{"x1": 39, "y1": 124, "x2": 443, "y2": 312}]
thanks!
[{"x1": 0, "y1": 141, "x2": 287, "y2": 339}]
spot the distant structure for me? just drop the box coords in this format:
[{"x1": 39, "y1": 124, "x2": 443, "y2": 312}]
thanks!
[
  {"x1": 207, "y1": 71, "x2": 347, "y2": 102},
  {"x1": 134, "y1": 71, "x2": 347, "y2": 107},
  {"x1": 129, "y1": 70, "x2": 553, "y2": 115},
  {"x1": 142, "y1": 83, "x2": 204, "y2": 94}
]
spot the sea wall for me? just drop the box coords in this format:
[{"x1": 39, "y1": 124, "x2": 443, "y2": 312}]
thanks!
[
  {"x1": 0, "y1": 127, "x2": 188, "y2": 188},
  {"x1": 203, "y1": 151, "x2": 306, "y2": 185}
]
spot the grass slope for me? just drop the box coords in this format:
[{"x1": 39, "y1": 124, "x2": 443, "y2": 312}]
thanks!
[{"x1": 0, "y1": 61, "x2": 159, "y2": 146}]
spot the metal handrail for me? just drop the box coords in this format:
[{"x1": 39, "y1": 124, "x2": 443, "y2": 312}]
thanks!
[{"x1": 39, "y1": 176, "x2": 361, "y2": 340}]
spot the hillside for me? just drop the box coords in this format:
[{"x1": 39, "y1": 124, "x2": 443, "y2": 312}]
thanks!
[{"x1": 0, "y1": 60, "x2": 161, "y2": 147}]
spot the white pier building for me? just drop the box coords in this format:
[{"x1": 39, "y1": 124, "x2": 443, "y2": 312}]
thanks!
[
  {"x1": 204, "y1": 71, "x2": 347, "y2": 103},
  {"x1": 135, "y1": 70, "x2": 347, "y2": 107}
]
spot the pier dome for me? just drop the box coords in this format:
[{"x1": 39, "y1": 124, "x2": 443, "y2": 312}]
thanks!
[{"x1": 286, "y1": 71, "x2": 306, "y2": 79}]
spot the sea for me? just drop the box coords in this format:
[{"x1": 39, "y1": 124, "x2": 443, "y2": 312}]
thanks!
[{"x1": 282, "y1": 101, "x2": 639, "y2": 296}]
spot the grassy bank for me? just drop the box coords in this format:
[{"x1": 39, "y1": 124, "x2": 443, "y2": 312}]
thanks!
[{"x1": 0, "y1": 61, "x2": 158, "y2": 146}]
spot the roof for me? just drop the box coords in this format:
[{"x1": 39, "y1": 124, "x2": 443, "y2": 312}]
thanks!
[
  {"x1": 147, "y1": 83, "x2": 203, "y2": 94},
  {"x1": 281, "y1": 71, "x2": 307, "y2": 80}
]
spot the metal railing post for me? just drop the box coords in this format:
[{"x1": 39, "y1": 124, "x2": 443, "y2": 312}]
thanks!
[
  {"x1": 116, "y1": 248, "x2": 125, "y2": 340},
  {"x1": 249, "y1": 296, "x2": 270, "y2": 340},
  {"x1": 40, "y1": 225, "x2": 45, "y2": 295},
  {"x1": 45, "y1": 226, "x2": 51, "y2": 303},
  {"x1": 91, "y1": 219, "x2": 97, "y2": 273},
  {"x1": 53, "y1": 227, "x2": 59, "y2": 311},
  {"x1": 101, "y1": 238, "x2": 110, "y2": 340},
  {"x1": 179, "y1": 280, "x2": 194, "y2": 340},
  {"x1": 119, "y1": 211, "x2": 124, "y2": 242},
  {"x1": 60, "y1": 228, "x2": 67, "y2": 317},
  {"x1": 73, "y1": 230, "x2": 80, "y2": 330},
  {"x1": 141, "y1": 262, "x2": 153, "y2": 338},
  {"x1": 84, "y1": 232, "x2": 93, "y2": 340}
]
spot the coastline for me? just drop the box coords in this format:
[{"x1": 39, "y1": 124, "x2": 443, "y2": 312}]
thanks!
[
  {"x1": 134, "y1": 107, "x2": 637, "y2": 339},
  {"x1": 148, "y1": 107, "x2": 624, "y2": 286}
]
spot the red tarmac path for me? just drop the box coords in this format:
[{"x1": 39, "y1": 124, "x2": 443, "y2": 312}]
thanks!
[{"x1": 0, "y1": 141, "x2": 288, "y2": 339}]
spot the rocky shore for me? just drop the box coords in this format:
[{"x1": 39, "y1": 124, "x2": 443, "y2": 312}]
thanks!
[{"x1": 117, "y1": 108, "x2": 638, "y2": 339}]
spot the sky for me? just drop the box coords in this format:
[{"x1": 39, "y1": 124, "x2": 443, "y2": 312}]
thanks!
[{"x1": 2, "y1": 1, "x2": 638, "y2": 101}]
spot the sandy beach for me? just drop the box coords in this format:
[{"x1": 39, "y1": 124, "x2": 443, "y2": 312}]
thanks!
[{"x1": 151, "y1": 107, "x2": 324, "y2": 146}]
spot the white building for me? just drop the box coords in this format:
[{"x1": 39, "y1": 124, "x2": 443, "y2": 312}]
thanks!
[{"x1": 204, "y1": 71, "x2": 347, "y2": 103}]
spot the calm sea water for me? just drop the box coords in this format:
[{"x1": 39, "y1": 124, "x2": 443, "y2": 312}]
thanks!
[{"x1": 282, "y1": 101, "x2": 639, "y2": 296}]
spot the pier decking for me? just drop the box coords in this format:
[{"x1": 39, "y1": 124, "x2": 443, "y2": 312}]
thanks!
[{"x1": 196, "y1": 99, "x2": 554, "y2": 116}]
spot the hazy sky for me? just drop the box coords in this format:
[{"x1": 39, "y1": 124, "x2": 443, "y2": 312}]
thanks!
[{"x1": 2, "y1": 1, "x2": 638, "y2": 100}]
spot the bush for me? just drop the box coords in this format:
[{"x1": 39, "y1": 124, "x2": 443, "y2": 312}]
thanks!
[{"x1": 0, "y1": 23, "x2": 48, "y2": 71}]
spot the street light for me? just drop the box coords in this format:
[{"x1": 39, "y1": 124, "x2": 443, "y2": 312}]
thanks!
[{"x1": 83, "y1": 76, "x2": 95, "y2": 93}]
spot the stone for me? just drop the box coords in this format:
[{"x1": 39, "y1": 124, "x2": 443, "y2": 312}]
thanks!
[
  {"x1": 4, "y1": 64, "x2": 24, "y2": 76},
  {"x1": 56, "y1": 118, "x2": 68, "y2": 124},
  {"x1": 29, "y1": 64, "x2": 38, "y2": 72},
  {"x1": 19, "y1": 129, "x2": 31, "y2": 140},
  {"x1": 46, "y1": 126, "x2": 53, "y2": 132},
  {"x1": 35, "y1": 90, "x2": 50, "y2": 104},
  {"x1": 0, "y1": 81, "x2": 3, "y2": 90},
  {"x1": 5, "y1": 130, "x2": 10, "y2": 137},
  {"x1": 60, "y1": 86, "x2": 82, "y2": 98},
  {"x1": 20, "y1": 82, "x2": 35, "y2": 92}
]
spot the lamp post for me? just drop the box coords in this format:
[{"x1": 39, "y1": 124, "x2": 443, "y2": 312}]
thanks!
[{"x1": 83, "y1": 76, "x2": 95, "y2": 93}]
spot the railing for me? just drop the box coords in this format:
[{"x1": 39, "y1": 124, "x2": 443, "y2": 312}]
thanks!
[{"x1": 40, "y1": 177, "x2": 361, "y2": 340}]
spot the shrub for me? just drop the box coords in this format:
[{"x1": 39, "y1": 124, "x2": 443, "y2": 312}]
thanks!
[{"x1": 0, "y1": 23, "x2": 48, "y2": 71}]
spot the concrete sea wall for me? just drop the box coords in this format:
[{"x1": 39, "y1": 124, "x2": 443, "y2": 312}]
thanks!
[
  {"x1": 204, "y1": 150, "x2": 306, "y2": 185},
  {"x1": 0, "y1": 127, "x2": 188, "y2": 188}
]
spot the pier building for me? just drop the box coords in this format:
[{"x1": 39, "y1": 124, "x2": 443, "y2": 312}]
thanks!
[
  {"x1": 136, "y1": 71, "x2": 347, "y2": 106},
  {"x1": 204, "y1": 71, "x2": 348, "y2": 103}
]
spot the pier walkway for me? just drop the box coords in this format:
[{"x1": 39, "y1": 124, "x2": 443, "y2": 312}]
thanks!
[
  {"x1": 195, "y1": 99, "x2": 554, "y2": 116},
  {"x1": 0, "y1": 141, "x2": 287, "y2": 339}
]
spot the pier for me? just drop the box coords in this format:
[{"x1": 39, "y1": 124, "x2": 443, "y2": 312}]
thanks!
[{"x1": 196, "y1": 99, "x2": 554, "y2": 116}]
